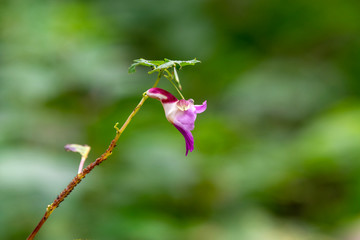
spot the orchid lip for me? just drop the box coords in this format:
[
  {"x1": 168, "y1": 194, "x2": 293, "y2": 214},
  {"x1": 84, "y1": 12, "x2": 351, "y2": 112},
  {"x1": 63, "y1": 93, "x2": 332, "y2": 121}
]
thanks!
[{"x1": 176, "y1": 99, "x2": 191, "y2": 111}]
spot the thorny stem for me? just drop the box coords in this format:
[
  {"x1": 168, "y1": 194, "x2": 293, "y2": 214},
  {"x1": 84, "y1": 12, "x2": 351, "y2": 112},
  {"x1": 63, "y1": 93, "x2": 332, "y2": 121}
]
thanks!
[{"x1": 26, "y1": 76, "x2": 161, "y2": 240}]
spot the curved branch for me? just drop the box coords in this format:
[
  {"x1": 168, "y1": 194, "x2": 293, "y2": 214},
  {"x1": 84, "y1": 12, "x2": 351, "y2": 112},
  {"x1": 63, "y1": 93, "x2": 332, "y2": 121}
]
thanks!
[{"x1": 26, "y1": 74, "x2": 161, "y2": 240}]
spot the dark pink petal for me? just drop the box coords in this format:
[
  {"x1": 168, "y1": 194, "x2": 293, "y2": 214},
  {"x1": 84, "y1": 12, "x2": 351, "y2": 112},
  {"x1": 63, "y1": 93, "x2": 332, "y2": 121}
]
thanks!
[
  {"x1": 147, "y1": 88, "x2": 178, "y2": 103},
  {"x1": 194, "y1": 101, "x2": 207, "y2": 114}
]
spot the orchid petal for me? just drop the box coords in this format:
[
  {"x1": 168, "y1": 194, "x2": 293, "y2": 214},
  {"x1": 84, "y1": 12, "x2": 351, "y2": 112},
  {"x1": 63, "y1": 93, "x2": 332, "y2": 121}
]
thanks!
[
  {"x1": 174, "y1": 124, "x2": 194, "y2": 156},
  {"x1": 147, "y1": 88, "x2": 177, "y2": 103},
  {"x1": 194, "y1": 100, "x2": 207, "y2": 114}
]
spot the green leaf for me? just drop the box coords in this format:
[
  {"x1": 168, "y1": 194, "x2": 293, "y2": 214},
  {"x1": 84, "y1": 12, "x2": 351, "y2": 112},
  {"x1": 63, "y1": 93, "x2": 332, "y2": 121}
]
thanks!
[
  {"x1": 129, "y1": 58, "x2": 200, "y2": 74},
  {"x1": 169, "y1": 59, "x2": 201, "y2": 69},
  {"x1": 128, "y1": 58, "x2": 159, "y2": 73},
  {"x1": 148, "y1": 61, "x2": 175, "y2": 74},
  {"x1": 128, "y1": 58, "x2": 200, "y2": 90}
]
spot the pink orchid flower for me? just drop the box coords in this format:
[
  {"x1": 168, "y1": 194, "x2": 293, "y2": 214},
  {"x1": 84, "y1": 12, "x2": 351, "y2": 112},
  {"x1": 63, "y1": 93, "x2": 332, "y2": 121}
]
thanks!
[{"x1": 146, "y1": 88, "x2": 207, "y2": 156}]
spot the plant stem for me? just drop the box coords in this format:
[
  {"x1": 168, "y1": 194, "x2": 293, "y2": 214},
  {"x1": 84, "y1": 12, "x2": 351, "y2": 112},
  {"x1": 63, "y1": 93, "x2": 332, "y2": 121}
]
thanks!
[
  {"x1": 169, "y1": 78, "x2": 185, "y2": 99},
  {"x1": 27, "y1": 78, "x2": 160, "y2": 240}
]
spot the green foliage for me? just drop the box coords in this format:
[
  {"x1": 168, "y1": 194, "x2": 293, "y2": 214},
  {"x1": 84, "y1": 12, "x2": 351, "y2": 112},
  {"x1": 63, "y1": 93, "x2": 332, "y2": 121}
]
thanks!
[
  {"x1": 128, "y1": 58, "x2": 200, "y2": 74},
  {"x1": 129, "y1": 58, "x2": 200, "y2": 90}
]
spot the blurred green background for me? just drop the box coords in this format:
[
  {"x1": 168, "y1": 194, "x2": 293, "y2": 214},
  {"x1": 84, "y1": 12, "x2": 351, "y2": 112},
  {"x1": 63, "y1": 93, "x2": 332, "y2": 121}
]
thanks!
[{"x1": 1, "y1": 0, "x2": 360, "y2": 239}]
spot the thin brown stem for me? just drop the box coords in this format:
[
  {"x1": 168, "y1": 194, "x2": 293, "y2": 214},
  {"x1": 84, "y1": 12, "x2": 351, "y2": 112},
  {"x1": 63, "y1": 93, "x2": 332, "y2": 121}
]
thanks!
[{"x1": 27, "y1": 78, "x2": 160, "y2": 240}]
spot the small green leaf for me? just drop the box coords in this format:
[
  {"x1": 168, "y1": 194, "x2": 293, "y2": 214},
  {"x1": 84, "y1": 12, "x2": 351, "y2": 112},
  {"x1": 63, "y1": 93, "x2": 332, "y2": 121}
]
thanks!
[
  {"x1": 128, "y1": 58, "x2": 162, "y2": 73},
  {"x1": 128, "y1": 64, "x2": 137, "y2": 73},
  {"x1": 148, "y1": 61, "x2": 176, "y2": 74},
  {"x1": 129, "y1": 58, "x2": 200, "y2": 74},
  {"x1": 168, "y1": 58, "x2": 201, "y2": 69}
]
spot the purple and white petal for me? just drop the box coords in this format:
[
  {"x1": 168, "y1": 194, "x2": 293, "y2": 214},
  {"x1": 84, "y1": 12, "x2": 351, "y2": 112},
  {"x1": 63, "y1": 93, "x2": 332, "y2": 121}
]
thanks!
[
  {"x1": 174, "y1": 124, "x2": 194, "y2": 156},
  {"x1": 172, "y1": 108, "x2": 198, "y2": 155}
]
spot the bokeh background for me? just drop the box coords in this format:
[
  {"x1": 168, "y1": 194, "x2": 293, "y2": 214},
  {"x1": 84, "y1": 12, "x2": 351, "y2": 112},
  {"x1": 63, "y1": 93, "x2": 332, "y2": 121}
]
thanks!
[{"x1": 1, "y1": 0, "x2": 360, "y2": 239}]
